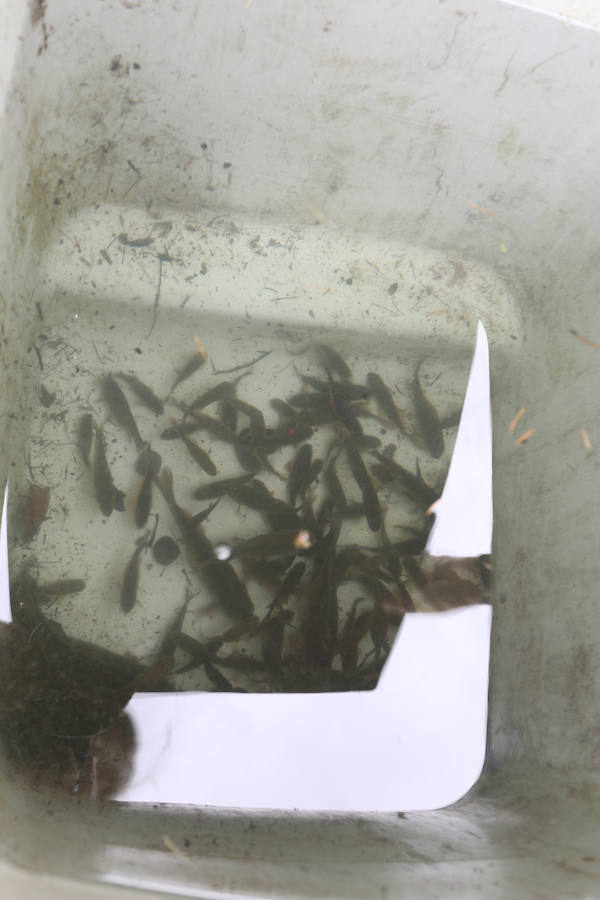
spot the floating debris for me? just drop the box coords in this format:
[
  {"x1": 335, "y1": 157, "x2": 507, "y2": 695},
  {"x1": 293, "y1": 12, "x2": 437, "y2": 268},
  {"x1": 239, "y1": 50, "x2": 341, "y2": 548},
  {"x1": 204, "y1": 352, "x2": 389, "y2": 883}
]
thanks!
[
  {"x1": 508, "y1": 406, "x2": 527, "y2": 435},
  {"x1": 515, "y1": 427, "x2": 535, "y2": 446},
  {"x1": 467, "y1": 200, "x2": 497, "y2": 218},
  {"x1": 580, "y1": 427, "x2": 592, "y2": 452},
  {"x1": 570, "y1": 329, "x2": 599, "y2": 351}
]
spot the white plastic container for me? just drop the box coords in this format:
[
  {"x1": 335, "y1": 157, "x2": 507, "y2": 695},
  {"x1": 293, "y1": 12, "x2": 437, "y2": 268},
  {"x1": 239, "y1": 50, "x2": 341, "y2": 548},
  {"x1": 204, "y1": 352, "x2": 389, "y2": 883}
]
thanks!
[{"x1": 0, "y1": 0, "x2": 598, "y2": 896}]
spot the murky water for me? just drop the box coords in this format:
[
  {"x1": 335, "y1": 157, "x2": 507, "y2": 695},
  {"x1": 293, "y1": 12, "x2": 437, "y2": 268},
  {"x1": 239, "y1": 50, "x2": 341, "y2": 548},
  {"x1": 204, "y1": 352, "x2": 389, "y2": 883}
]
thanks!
[
  {"x1": 7, "y1": 292, "x2": 474, "y2": 695},
  {"x1": 0, "y1": 206, "x2": 500, "y2": 798}
]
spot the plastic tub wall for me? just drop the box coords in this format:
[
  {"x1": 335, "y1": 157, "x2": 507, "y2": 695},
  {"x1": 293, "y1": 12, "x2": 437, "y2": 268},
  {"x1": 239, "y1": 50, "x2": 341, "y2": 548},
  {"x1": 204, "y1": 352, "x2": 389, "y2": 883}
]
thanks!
[{"x1": 0, "y1": 0, "x2": 598, "y2": 897}]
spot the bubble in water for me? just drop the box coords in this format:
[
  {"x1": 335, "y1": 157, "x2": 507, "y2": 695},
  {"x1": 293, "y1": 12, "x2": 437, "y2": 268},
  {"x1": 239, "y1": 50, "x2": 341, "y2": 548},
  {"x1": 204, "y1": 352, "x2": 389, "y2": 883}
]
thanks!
[{"x1": 214, "y1": 542, "x2": 232, "y2": 561}]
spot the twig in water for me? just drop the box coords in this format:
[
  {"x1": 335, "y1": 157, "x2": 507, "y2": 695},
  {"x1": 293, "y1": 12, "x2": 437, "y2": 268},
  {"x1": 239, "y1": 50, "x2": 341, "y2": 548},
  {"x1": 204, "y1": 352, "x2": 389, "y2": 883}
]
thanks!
[
  {"x1": 211, "y1": 350, "x2": 272, "y2": 376},
  {"x1": 145, "y1": 252, "x2": 172, "y2": 339}
]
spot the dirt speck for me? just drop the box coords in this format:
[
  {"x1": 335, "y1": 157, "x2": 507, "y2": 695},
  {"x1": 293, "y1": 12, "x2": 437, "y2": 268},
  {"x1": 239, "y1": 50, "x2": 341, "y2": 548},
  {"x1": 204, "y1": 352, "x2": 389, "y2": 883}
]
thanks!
[{"x1": 30, "y1": 0, "x2": 46, "y2": 27}]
